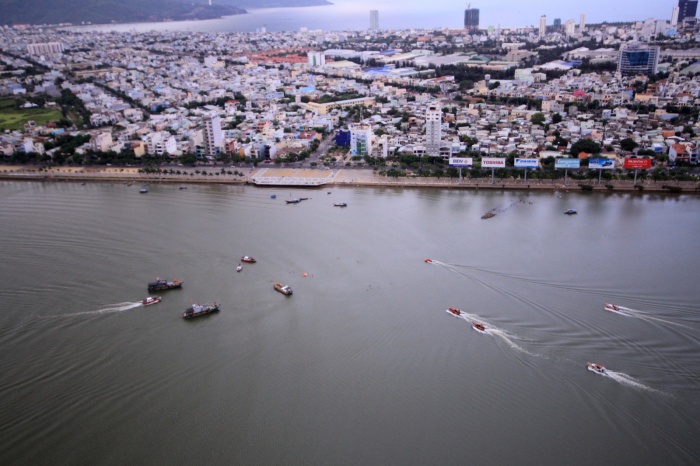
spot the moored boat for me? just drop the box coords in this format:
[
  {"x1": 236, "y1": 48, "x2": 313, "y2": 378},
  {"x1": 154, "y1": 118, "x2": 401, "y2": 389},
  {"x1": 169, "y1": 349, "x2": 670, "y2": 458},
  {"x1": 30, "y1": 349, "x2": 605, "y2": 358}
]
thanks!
[
  {"x1": 286, "y1": 198, "x2": 301, "y2": 204},
  {"x1": 241, "y1": 256, "x2": 256, "y2": 263},
  {"x1": 274, "y1": 282, "x2": 293, "y2": 295},
  {"x1": 447, "y1": 307, "x2": 461, "y2": 316},
  {"x1": 147, "y1": 278, "x2": 183, "y2": 291},
  {"x1": 586, "y1": 362, "x2": 607, "y2": 375},
  {"x1": 334, "y1": 202, "x2": 348, "y2": 207},
  {"x1": 564, "y1": 209, "x2": 578, "y2": 215},
  {"x1": 183, "y1": 302, "x2": 220, "y2": 319},
  {"x1": 142, "y1": 296, "x2": 162, "y2": 306}
]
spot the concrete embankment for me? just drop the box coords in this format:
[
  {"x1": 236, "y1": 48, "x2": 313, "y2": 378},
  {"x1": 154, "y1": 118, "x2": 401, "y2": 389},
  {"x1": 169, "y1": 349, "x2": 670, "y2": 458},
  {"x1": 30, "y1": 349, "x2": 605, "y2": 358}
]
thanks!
[{"x1": 0, "y1": 166, "x2": 698, "y2": 194}]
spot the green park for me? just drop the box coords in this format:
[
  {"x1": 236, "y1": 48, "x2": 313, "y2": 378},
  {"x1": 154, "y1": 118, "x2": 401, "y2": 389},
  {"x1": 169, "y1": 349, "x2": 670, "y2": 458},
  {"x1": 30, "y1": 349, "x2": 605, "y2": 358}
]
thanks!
[{"x1": 0, "y1": 99, "x2": 63, "y2": 131}]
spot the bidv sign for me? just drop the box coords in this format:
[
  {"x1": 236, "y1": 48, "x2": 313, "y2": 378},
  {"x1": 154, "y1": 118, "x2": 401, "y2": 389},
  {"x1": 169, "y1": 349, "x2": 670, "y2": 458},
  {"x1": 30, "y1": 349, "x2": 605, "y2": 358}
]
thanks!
[
  {"x1": 481, "y1": 157, "x2": 506, "y2": 168},
  {"x1": 514, "y1": 158, "x2": 539, "y2": 169},
  {"x1": 449, "y1": 157, "x2": 473, "y2": 168}
]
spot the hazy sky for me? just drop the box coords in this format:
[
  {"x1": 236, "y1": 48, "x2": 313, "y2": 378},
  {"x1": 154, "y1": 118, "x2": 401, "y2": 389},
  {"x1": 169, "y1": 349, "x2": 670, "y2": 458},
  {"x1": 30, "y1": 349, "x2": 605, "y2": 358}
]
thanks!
[{"x1": 330, "y1": 0, "x2": 680, "y2": 28}]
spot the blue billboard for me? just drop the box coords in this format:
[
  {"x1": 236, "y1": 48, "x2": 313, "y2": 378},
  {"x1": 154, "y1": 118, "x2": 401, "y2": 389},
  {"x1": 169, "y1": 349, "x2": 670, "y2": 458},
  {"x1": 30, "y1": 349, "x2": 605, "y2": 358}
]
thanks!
[
  {"x1": 589, "y1": 158, "x2": 615, "y2": 169},
  {"x1": 514, "y1": 158, "x2": 539, "y2": 169},
  {"x1": 555, "y1": 158, "x2": 581, "y2": 169}
]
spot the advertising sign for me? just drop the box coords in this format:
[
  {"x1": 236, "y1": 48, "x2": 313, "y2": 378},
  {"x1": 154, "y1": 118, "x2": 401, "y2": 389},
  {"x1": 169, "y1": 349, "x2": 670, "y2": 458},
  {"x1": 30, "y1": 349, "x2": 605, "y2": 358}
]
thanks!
[
  {"x1": 589, "y1": 158, "x2": 615, "y2": 169},
  {"x1": 555, "y1": 158, "x2": 581, "y2": 169},
  {"x1": 449, "y1": 157, "x2": 473, "y2": 168},
  {"x1": 481, "y1": 157, "x2": 506, "y2": 168},
  {"x1": 623, "y1": 157, "x2": 652, "y2": 169},
  {"x1": 514, "y1": 158, "x2": 539, "y2": 169}
]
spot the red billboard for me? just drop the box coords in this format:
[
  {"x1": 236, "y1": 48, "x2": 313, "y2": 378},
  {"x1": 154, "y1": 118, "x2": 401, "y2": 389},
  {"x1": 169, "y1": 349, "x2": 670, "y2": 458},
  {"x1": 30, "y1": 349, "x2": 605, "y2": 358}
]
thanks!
[{"x1": 623, "y1": 157, "x2": 652, "y2": 169}]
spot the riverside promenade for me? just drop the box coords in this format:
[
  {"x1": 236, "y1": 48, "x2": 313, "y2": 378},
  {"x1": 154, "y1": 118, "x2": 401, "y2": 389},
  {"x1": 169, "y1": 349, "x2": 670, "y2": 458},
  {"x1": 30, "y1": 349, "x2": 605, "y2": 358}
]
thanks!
[{"x1": 1, "y1": 165, "x2": 698, "y2": 193}]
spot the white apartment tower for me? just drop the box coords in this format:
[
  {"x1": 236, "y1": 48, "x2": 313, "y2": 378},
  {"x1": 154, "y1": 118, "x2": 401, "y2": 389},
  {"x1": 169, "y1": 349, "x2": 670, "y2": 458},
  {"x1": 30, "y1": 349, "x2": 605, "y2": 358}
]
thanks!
[
  {"x1": 580, "y1": 13, "x2": 586, "y2": 30},
  {"x1": 370, "y1": 10, "x2": 379, "y2": 31},
  {"x1": 565, "y1": 19, "x2": 576, "y2": 36},
  {"x1": 27, "y1": 42, "x2": 64, "y2": 56},
  {"x1": 204, "y1": 115, "x2": 224, "y2": 157},
  {"x1": 307, "y1": 51, "x2": 326, "y2": 67},
  {"x1": 350, "y1": 124, "x2": 373, "y2": 156},
  {"x1": 672, "y1": 6, "x2": 680, "y2": 26},
  {"x1": 425, "y1": 105, "x2": 442, "y2": 157},
  {"x1": 539, "y1": 15, "x2": 547, "y2": 38}
]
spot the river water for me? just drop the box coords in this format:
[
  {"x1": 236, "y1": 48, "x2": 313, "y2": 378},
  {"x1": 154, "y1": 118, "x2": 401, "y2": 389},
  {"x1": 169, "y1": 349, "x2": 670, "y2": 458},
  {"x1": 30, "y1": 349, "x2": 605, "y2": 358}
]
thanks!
[{"x1": 1, "y1": 181, "x2": 699, "y2": 465}]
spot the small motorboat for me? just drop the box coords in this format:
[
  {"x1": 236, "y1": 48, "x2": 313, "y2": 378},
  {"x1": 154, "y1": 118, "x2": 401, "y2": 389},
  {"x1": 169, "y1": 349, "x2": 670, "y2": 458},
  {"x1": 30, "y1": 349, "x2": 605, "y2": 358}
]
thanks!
[
  {"x1": 472, "y1": 322, "x2": 486, "y2": 332},
  {"x1": 271, "y1": 194, "x2": 276, "y2": 199},
  {"x1": 236, "y1": 264, "x2": 243, "y2": 272},
  {"x1": 586, "y1": 362, "x2": 607, "y2": 375},
  {"x1": 564, "y1": 209, "x2": 578, "y2": 215},
  {"x1": 424, "y1": 258, "x2": 432, "y2": 263},
  {"x1": 447, "y1": 307, "x2": 461, "y2": 316},
  {"x1": 286, "y1": 198, "x2": 301, "y2": 204},
  {"x1": 179, "y1": 186, "x2": 188, "y2": 190},
  {"x1": 140, "y1": 188, "x2": 148, "y2": 193},
  {"x1": 241, "y1": 256, "x2": 256, "y2": 263},
  {"x1": 604, "y1": 303, "x2": 621, "y2": 312},
  {"x1": 299, "y1": 197, "x2": 309, "y2": 201},
  {"x1": 334, "y1": 202, "x2": 347, "y2": 207},
  {"x1": 274, "y1": 282, "x2": 293, "y2": 295},
  {"x1": 142, "y1": 296, "x2": 162, "y2": 306}
]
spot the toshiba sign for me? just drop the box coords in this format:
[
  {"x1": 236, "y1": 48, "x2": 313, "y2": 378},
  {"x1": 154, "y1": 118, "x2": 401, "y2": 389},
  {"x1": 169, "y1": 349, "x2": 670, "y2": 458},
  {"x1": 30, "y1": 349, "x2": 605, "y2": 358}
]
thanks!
[
  {"x1": 623, "y1": 157, "x2": 652, "y2": 169},
  {"x1": 481, "y1": 157, "x2": 506, "y2": 168}
]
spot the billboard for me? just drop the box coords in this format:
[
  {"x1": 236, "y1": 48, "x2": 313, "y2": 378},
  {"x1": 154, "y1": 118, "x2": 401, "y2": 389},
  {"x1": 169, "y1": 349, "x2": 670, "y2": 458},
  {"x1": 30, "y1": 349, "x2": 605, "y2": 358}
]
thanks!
[
  {"x1": 481, "y1": 157, "x2": 506, "y2": 168},
  {"x1": 514, "y1": 158, "x2": 539, "y2": 169},
  {"x1": 623, "y1": 157, "x2": 652, "y2": 169},
  {"x1": 449, "y1": 157, "x2": 473, "y2": 168},
  {"x1": 589, "y1": 158, "x2": 615, "y2": 169},
  {"x1": 555, "y1": 158, "x2": 581, "y2": 169}
]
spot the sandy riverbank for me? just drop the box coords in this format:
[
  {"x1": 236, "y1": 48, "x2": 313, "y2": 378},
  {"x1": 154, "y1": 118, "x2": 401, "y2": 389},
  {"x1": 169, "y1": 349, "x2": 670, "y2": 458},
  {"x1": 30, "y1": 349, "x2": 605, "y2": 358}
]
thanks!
[{"x1": 1, "y1": 165, "x2": 698, "y2": 193}]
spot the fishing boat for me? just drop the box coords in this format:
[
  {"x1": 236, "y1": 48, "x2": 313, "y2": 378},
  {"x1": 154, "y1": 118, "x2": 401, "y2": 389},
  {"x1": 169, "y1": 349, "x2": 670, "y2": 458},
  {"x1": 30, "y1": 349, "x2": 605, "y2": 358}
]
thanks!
[
  {"x1": 142, "y1": 296, "x2": 162, "y2": 306},
  {"x1": 236, "y1": 264, "x2": 243, "y2": 272},
  {"x1": 147, "y1": 278, "x2": 183, "y2": 291},
  {"x1": 274, "y1": 282, "x2": 293, "y2": 295},
  {"x1": 286, "y1": 198, "x2": 301, "y2": 204},
  {"x1": 334, "y1": 202, "x2": 348, "y2": 207},
  {"x1": 241, "y1": 256, "x2": 256, "y2": 263},
  {"x1": 447, "y1": 307, "x2": 461, "y2": 316},
  {"x1": 182, "y1": 302, "x2": 220, "y2": 319},
  {"x1": 564, "y1": 209, "x2": 578, "y2": 215},
  {"x1": 586, "y1": 362, "x2": 607, "y2": 375}
]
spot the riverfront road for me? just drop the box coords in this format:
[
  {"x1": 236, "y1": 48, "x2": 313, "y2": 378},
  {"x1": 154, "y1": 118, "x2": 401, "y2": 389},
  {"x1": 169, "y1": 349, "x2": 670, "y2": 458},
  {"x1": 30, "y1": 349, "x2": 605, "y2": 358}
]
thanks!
[{"x1": 1, "y1": 165, "x2": 698, "y2": 193}]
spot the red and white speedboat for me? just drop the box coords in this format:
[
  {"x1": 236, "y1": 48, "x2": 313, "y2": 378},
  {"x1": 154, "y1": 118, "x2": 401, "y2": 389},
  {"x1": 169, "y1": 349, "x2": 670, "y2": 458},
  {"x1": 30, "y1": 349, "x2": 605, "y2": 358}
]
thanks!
[
  {"x1": 604, "y1": 303, "x2": 621, "y2": 312},
  {"x1": 472, "y1": 322, "x2": 487, "y2": 332},
  {"x1": 447, "y1": 307, "x2": 461, "y2": 316},
  {"x1": 241, "y1": 256, "x2": 256, "y2": 263},
  {"x1": 586, "y1": 362, "x2": 607, "y2": 375},
  {"x1": 142, "y1": 296, "x2": 162, "y2": 306}
]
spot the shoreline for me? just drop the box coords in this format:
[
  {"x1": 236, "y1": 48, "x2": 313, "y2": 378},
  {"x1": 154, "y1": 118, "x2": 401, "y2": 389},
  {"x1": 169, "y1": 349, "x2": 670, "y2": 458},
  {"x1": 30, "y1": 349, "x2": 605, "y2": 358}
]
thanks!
[{"x1": 1, "y1": 166, "x2": 698, "y2": 194}]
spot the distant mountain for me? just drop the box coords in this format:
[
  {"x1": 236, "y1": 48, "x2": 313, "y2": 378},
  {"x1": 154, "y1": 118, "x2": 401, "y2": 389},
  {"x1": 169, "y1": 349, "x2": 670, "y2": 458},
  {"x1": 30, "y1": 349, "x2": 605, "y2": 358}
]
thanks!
[
  {"x1": 219, "y1": 0, "x2": 331, "y2": 8},
  {"x1": 0, "y1": 0, "x2": 247, "y2": 26}
]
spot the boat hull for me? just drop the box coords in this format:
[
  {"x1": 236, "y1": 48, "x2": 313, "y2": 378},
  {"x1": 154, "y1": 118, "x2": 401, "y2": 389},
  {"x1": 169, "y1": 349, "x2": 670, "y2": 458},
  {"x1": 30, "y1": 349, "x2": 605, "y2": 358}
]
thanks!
[
  {"x1": 183, "y1": 303, "x2": 220, "y2": 319},
  {"x1": 147, "y1": 280, "x2": 183, "y2": 292}
]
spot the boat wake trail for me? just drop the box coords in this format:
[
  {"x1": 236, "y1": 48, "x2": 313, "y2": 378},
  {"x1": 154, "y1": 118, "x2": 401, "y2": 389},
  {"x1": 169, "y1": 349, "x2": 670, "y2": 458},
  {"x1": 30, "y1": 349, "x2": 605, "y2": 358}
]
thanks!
[
  {"x1": 445, "y1": 310, "x2": 536, "y2": 356},
  {"x1": 605, "y1": 305, "x2": 689, "y2": 328},
  {"x1": 604, "y1": 370, "x2": 662, "y2": 394},
  {"x1": 58, "y1": 302, "x2": 143, "y2": 318}
]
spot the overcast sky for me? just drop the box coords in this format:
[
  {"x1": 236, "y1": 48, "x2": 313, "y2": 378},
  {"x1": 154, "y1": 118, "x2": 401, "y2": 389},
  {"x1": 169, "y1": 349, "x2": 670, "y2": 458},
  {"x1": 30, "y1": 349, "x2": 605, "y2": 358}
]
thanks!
[{"x1": 331, "y1": 0, "x2": 681, "y2": 28}]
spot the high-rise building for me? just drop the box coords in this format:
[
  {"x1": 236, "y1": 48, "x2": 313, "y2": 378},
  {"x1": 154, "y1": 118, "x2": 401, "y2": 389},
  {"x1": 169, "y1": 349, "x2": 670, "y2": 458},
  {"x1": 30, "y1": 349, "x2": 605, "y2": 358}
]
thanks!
[
  {"x1": 672, "y1": 6, "x2": 680, "y2": 26},
  {"x1": 26, "y1": 42, "x2": 64, "y2": 56},
  {"x1": 425, "y1": 105, "x2": 442, "y2": 157},
  {"x1": 539, "y1": 15, "x2": 546, "y2": 38},
  {"x1": 553, "y1": 18, "x2": 561, "y2": 30},
  {"x1": 350, "y1": 124, "x2": 373, "y2": 156},
  {"x1": 307, "y1": 51, "x2": 325, "y2": 67},
  {"x1": 617, "y1": 43, "x2": 660, "y2": 76},
  {"x1": 580, "y1": 13, "x2": 586, "y2": 30},
  {"x1": 565, "y1": 19, "x2": 576, "y2": 36},
  {"x1": 204, "y1": 115, "x2": 223, "y2": 158},
  {"x1": 679, "y1": 0, "x2": 698, "y2": 21},
  {"x1": 464, "y1": 7, "x2": 480, "y2": 32},
  {"x1": 369, "y1": 10, "x2": 379, "y2": 30}
]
